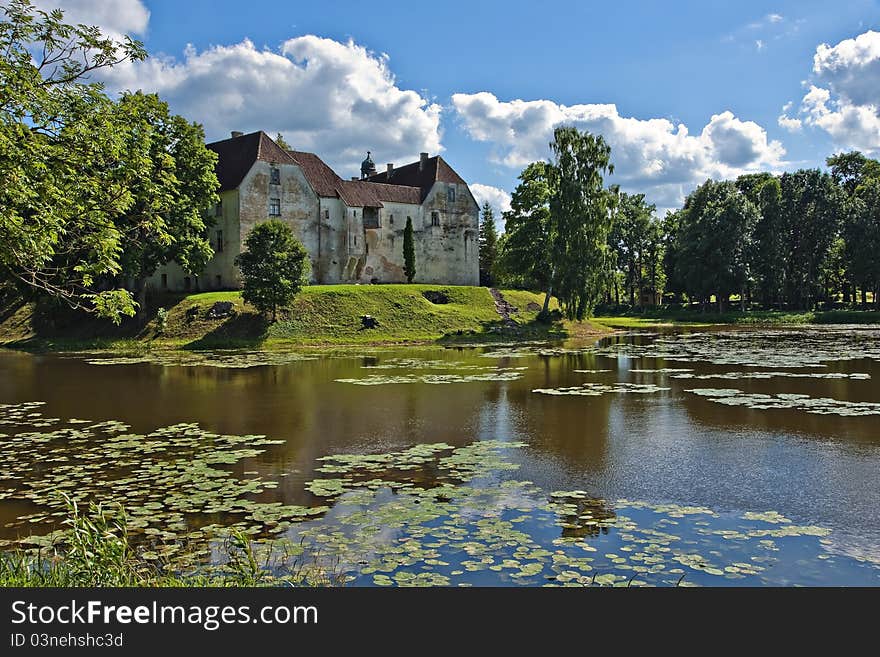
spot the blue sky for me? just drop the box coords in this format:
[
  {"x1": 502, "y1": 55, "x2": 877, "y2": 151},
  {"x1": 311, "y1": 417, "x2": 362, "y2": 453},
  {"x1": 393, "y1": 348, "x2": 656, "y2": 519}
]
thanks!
[{"x1": 34, "y1": 0, "x2": 880, "y2": 218}]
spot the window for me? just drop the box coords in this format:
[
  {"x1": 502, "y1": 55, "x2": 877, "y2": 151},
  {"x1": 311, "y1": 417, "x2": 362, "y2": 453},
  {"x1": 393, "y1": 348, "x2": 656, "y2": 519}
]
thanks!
[
  {"x1": 216, "y1": 230, "x2": 224, "y2": 253},
  {"x1": 161, "y1": 274, "x2": 168, "y2": 289},
  {"x1": 215, "y1": 200, "x2": 223, "y2": 217},
  {"x1": 447, "y1": 187, "x2": 456, "y2": 203},
  {"x1": 431, "y1": 211, "x2": 440, "y2": 227},
  {"x1": 269, "y1": 198, "x2": 281, "y2": 216},
  {"x1": 215, "y1": 275, "x2": 222, "y2": 289},
  {"x1": 270, "y1": 167, "x2": 281, "y2": 185},
  {"x1": 389, "y1": 214, "x2": 394, "y2": 226},
  {"x1": 324, "y1": 209, "x2": 330, "y2": 221},
  {"x1": 363, "y1": 207, "x2": 379, "y2": 229}
]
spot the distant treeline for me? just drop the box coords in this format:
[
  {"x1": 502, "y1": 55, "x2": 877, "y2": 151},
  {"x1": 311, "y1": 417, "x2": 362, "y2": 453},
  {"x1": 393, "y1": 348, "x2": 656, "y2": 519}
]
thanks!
[{"x1": 491, "y1": 151, "x2": 880, "y2": 313}]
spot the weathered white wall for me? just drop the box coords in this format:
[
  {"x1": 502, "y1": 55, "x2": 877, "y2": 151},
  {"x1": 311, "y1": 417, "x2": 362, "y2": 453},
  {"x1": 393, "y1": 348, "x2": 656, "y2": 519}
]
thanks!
[
  {"x1": 147, "y1": 189, "x2": 240, "y2": 292},
  {"x1": 414, "y1": 182, "x2": 480, "y2": 286},
  {"x1": 239, "y1": 161, "x2": 319, "y2": 281}
]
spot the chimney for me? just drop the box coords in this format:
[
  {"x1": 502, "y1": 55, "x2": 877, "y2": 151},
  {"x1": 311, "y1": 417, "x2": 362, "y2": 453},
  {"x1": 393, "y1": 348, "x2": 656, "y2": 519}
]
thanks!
[
  {"x1": 387, "y1": 163, "x2": 394, "y2": 176},
  {"x1": 231, "y1": 131, "x2": 244, "y2": 138},
  {"x1": 419, "y1": 152, "x2": 428, "y2": 171}
]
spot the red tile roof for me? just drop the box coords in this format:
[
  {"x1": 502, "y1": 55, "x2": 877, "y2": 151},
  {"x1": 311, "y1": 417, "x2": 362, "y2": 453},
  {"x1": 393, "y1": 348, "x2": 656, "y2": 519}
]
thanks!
[
  {"x1": 364, "y1": 155, "x2": 467, "y2": 202},
  {"x1": 207, "y1": 133, "x2": 465, "y2": 207},
  {"x1": 288, "y1": 150, "x2": 340, "y2": 198},
  {"x1": 208, "y1": 131, "x2": 297, "y2": 191}
]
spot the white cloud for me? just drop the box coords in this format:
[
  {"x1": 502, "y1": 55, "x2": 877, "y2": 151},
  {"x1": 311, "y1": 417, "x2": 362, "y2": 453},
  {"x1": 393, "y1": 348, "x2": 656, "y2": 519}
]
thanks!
[
  {"x1": 756, "y1": 39, "x2": 765, "y2": 52},
  {"x1": 767, "y1": 13, "x2": 784, "y2": 24},
  {"x1": 470, "y1": 183, "x2": 511, "y2": 231},
  {"x1": 777, "y1": 114, "x2": 802, "y2": 132},
  {"x1": 32, "y1": 0, "x2": 150, "y2": 38},
  {"x1": 101, "y1": 36, "x2": 444, "y2": 176},
  {"x1": 452, "y1": 92, "x2": 784, "y2": 212},
  {"x1": 813, "y1": 30, "x2": 880, "y2": 107},
  {"x1": 783, "y1": 30, "x2": 880, "y2": 152}
]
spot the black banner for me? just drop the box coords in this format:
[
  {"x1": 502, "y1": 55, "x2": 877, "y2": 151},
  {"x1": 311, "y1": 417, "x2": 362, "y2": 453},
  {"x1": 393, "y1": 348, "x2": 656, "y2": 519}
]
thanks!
[{"x1": 0, "y1": 586, "x2": 872, "y2": 652}]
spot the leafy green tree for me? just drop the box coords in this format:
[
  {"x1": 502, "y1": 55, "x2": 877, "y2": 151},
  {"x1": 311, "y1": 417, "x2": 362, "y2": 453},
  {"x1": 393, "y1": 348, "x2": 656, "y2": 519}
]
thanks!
[
  {"x1": 828, "y1": 152, "x2": 880, "y2": 306},
  {"x1": 478, "y1": 202, "x2": 499, "y2": 286},
  {"x1": 496, "y1": 162, "x2": 554, "y2": 294},
  {"x1": 608, "y1": 192, "x2": 653, "y2": 306},
  {"x1": 235, "y1": 220, "x2": 310, "y2": 321},
  {"x1": 641, "y1": 218, "x2": 665, "y2": 306},
  {"x1": 546, "y1": 127, "x2": 616, "y2": 320},
  {"x1": 275, "y1": 133, "x2": 292, "y2": 150},
  {"x1": 112, "y1": 92, "x2": 219, "y2": 317},
  {"x1": 737, "y1": 173, "x2": 783, "y2": 307},
  {"x1": 0, "y1": 0, "x2": 147, "y2": 322},
  {"x1": 674, "y1": 180, "x2": 758, "y2": 312},
  {"x1": 778, "y1": 170, "x2": 841, "y2": 309},
  {"x1": 660, "y1": 210, "x2": 684, "y2": 302},
  {"x1": 498, "y1": 128, "x2": 615, "y2": 320},
  {"x1": 847, "y1": 177, "x2": 880, "y2": 307},
  {"x1": 403, "y1": 216, "x2": 416, "y2": 283}
]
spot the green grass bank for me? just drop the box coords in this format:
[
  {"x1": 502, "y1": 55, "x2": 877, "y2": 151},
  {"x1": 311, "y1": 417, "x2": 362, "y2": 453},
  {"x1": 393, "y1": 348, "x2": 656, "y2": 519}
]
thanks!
[{"x1": 0, "y1": 285, "x2": 604, "y2": 350}]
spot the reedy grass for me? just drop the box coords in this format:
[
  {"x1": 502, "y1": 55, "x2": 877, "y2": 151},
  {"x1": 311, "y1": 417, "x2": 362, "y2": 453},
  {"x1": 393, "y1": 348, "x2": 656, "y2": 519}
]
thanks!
[{"x1": 0, "y1": 496, "x2": 344, "y2": 587}]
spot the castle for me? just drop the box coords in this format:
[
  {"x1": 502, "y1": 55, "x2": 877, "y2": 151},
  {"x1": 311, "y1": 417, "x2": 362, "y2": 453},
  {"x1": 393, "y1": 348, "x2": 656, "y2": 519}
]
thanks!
[{"x1": 149, "y1": 131, "x2": 480, "y2": 291}]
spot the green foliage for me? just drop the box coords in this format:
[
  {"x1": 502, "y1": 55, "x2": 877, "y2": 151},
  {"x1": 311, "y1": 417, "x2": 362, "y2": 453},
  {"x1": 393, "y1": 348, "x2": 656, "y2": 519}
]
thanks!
[
  {"x1": 478, "y1": 202, "x2": 499, "y2": 286},
  {"x1": 113, "y1": 92, "x2": 219, "y2": 303},
  {"x1": 498, "y1": 128, "x2": 615, "y2": 320},
  {"x1": 496, "y1": 162, "x2": 554, "y2": 291},
  {"x1": 546, "y1": 127, "x2": 616, "y2": 320},
  {"x1": 403, "y1": 216, "x2": 416, "y2": 283},
  {"x1": 235, "y1": 220, "x2": 310, "y2": 321},
  {"x1": 0, "y1": 0, "x2": 147, "y2": 321},
  {"x1": 274, "y1": 133, "x2": 292, "y2": 150},
  {"x1": 669, "y1": 180, "x2": 758, "y2": 311},
  {"x1": 607, "y1": 192, "x2": 662, "y2": 306},
  {"x1": 829, "y1": 151, "x2": 880, "y2": 308},
  {"x1": 778, "y1": 170, "x2": 841, "y2": 309}
]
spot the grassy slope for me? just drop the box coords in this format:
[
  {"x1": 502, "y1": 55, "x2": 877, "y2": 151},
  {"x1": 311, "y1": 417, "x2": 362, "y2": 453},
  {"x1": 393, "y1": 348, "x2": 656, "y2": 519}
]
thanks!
[{"x1": 0, "y1": 285, "x2": 586, "y2": 350}]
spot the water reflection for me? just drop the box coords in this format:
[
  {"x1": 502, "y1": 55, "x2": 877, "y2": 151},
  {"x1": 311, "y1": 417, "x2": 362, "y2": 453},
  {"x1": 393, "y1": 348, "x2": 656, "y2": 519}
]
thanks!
[{"x1": 0, "y1": 326, "x2": 879, "y2": 585}]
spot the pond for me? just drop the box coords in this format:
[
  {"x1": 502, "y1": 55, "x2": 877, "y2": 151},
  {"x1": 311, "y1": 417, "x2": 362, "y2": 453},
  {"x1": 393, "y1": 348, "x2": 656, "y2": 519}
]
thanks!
[{"x1": 1, "y1": 325, "x2": 879, "y2": 586}]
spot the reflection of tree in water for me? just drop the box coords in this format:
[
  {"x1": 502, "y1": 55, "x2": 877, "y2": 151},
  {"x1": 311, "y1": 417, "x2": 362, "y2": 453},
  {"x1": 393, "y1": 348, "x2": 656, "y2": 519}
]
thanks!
[{"x1": 550, "y1": 493, "x2": 617, "y2": 539}]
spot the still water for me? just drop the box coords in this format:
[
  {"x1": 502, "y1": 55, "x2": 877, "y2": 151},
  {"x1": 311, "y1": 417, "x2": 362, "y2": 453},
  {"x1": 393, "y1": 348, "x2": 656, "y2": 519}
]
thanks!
[{"x1": 1, "y1": 326, "x2": 878, "y2": 586}]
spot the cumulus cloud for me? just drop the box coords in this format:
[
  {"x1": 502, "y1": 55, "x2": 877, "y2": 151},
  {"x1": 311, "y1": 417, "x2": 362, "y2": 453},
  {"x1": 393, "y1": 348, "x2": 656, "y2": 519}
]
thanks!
[
  {"x1": 470, "y1": 183, "x2": 511, "y2": 231},
  {"x1": 813, "y1": 30, "x2": 880, "y2": 107},
  {"x1": 32, "y1": 0, "x2": 150, "y2": 38},
  {"x1": 101, "y1": 36, "x2": 444, "y2": 176},
  {"x1": 452, "y1": 92, "x2": 784, "y2": 212},
  {"x1": 784, "y1": 31, "x2": 880, "y2": 153}
]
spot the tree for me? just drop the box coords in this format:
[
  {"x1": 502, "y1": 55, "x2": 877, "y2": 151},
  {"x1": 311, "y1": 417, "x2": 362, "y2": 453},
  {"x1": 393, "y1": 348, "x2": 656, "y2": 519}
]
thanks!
[
  {"x1": 737, "y1": 173, "x2": 783, "y2": 307},
  {"x1": 608, "y1": 192, "x2": 653, "y2": 306},
  {"x1": 496, "y1": 162, "x2": 553, "y2": 293},
  {"x1": 673, "y1": 180, "x2": 758, "y2": 312},
  {"x1": 498, "y1": 127, "x2": 616, "y2": 320},
  {"x1": 478, "y1": 202, "x2": 499, "y2": 286},
  {"x1": 112, "y1": 92, "x2": 219, "y2": 318},
  {"x1": 235, "y1": 220, "x2": 310, "y2": 321},
  {"x1": 828, "y1": 152, "x2": 880, "y2": 306},
  {"x1": 778, "y1": 170, "x2": 841, "y2": 309},
  {"x1": 0, "y1": 0, "x2": 147, "y2": 322},
  {"x1": 546, "y1": 127, "x2": 616, "y2": 319},
  {"x1": 403, "y1": 216, "x2": 416, "y2": 283},
  {"x1": 275, "y1": 133, "x2": 292, "y2": 150}
]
